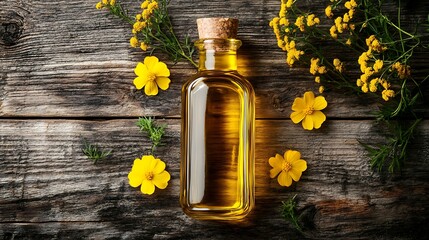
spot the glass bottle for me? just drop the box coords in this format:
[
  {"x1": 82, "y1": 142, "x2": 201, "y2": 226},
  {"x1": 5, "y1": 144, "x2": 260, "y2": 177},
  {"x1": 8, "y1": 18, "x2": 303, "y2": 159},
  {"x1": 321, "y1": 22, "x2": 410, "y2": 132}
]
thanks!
[{"x1": 180, "y1": 18, "x2": 255, "y2": 220}]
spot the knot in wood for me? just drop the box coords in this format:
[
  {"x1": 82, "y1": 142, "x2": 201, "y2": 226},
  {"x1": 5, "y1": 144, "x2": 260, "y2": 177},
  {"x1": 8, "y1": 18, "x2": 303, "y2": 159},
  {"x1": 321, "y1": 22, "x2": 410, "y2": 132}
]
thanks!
[{"x1": 0, "y1": 11, "x2": 24, "y2": 46}]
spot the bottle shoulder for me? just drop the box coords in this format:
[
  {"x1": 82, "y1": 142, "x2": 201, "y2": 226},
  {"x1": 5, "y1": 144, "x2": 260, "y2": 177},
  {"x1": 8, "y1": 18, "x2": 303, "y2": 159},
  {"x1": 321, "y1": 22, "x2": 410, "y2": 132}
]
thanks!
[{"x1": 185, "y1": 71, "x2": 253, "y2": 90}]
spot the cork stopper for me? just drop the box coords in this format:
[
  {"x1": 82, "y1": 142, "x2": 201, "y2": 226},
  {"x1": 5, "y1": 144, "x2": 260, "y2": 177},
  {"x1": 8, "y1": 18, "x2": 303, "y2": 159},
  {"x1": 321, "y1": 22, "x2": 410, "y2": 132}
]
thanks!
[{"x1": 197, "y1": 18, "x2": 238, "y2": 39}]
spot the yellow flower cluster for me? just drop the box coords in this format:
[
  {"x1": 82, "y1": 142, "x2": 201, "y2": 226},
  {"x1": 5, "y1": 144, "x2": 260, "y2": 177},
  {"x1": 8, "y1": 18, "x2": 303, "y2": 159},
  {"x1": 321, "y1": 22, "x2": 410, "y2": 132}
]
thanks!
[
  {"x1": 333, "y1": 58, "x2": 344, "y2": 73},
  {"x1": 310, "y1": 58, "x2": 327, "y2": 75},
  {"x1": 355, "y1": 35, "x2": 395, "y2": 100},
  {"x1": 270, "y1": 0, "x2": 322, "y2": 66},
  {"x1": 95, "y1": 0, "x2": 116, "y2": 9},
  {"x1": 329, "y1": 0, "x2": 357, "y2": 39},
  {"x1": 392, "y1": 62, "x2": 411, "y2": 79},
  {"x1": 130, "y1": 0, "x2": 159, "y2": 51}
]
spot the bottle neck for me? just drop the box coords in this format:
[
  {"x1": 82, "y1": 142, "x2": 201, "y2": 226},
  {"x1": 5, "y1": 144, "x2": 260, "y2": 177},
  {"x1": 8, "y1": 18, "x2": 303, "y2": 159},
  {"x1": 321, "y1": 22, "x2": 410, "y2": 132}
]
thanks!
[{"x1": 196, "y1": 39, "x2": 241, "y2": 71}]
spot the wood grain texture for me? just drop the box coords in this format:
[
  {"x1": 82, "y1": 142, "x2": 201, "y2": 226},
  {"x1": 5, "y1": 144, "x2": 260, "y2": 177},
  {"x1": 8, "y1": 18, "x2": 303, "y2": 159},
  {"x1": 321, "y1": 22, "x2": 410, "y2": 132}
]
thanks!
[
  {"x1": 1, "y1": 0, "x2": 429, "y2": 239},
  {"x1": 1, "y1": 119, "x2": 428, "y2": 239},
  {"x1": 0, "y1": 0, "x2": 428, "y2": 118}
]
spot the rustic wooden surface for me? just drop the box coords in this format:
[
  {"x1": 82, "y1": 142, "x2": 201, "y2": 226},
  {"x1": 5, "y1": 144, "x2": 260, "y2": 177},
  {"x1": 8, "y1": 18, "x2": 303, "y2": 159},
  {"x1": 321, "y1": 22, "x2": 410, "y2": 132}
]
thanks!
[{"x1": 1, "y1": 0, "x2": 428, "y2": 239}]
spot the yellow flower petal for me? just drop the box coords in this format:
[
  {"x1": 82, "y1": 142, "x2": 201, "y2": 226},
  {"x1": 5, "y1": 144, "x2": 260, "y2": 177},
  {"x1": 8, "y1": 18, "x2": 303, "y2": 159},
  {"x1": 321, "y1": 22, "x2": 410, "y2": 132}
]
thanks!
[
  {"x1": 134, "y1": 62, "x2": 147, "y2": 77},
  {"x1": 291, "y1": 97, "x2": 306, "y2": 112},
  {"x1": 133, "y1": 76, "x2": 147, "y2": 90},
  {"x1": 303, "y1": 91, "x2": 315, "y2": 106},
  {"x1": 155, "y1": 77, "x2": 171, "y2": 90},
  {"x1": 288, "y1": 168, "x2": 303, "y2": 182},
  {"x1": 310, "y1": 110, "x2": 326, "y2": 129},
  {"x1": 313, "y1": 96, "x2": 328, "y2": 110},
  {"x1": 269, "y1": 154, "x2": 283, "y2": 178},
  {"x1": 152, "y1": 61, "x2": 170, "y2": 77},
  {"x1": 290, "y1": 111, "x2": 306, "y2": 124},
  {"x1": 141, "y1": 180, "x2": 155, "y2": 195},
  {"x1": 128, "y1": 171, "x2": 143, "y2": 188},
  {"x1": 131, "y1": 158, "x2": 145, "y2": 174},
  {"x1": 153, "y1": 159, "x2": 166, "y2": 174},
  {"x1": 291, "y1": 159, "x2": 307, "y2": 172},
  {"x1": 140, "y1": 155, "x2": 155, "y2": 170},
  {"x1": 152, "y1": 171, "x2": 170, "y2": 189},
  {"x1": 302, "y1": 115, "x2": 314, "y2": 130},
  {"x1": 285, "y1": 150, "x2": 301, "y2": 162},
  {"x1": 144, "y1": 80, "x2": 159, "y2": 96},
  {"x1": 144, "y1": 56, "x2": 159, "y2": 69},
  {"x1": 270, "y1": 167, "x2": 282, "y2": 178},
  {"x1": 278, "y1": 171, "x2": 293, "y2": 187}
]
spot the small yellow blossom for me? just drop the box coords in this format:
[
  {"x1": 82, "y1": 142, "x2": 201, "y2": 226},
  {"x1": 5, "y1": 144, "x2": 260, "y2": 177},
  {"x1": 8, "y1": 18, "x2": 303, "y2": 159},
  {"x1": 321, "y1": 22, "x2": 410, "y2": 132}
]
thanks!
[
  {"x1": 335, "y1": 17, "x2": 344, "y2": 33},
  {"x1": 286, "y1": 0, "x2": 293, "y2": 8},
  {"x1": 310, "y1": 58, "x2": 327, "y2": 75},
  {"x1": 366, "y1": 35, "x2": 387, "y2": 53},
  {"x1": 141, "y1": 0, "x2": 149, "y2": 9},
  {"x1": 133, "y1": 56, "x2": 171, "y2": 96},
  {"x1": 346, "y1": 38, "x2": 352, "y2": 45},
  {"x1": 110, "y1": 0, "x2": 116, "y2": 5},
  {"x1": 379, "y1": 78, "x2": 390, "y2": 90},
  {"x1": 325, "y1": 5, "x2": 333, "y2": 18},
  {"x1": 344, "y1": 0, "x2": 358, "y2": 10},
  {"x1": 315, "y1": 76, "x2": 321, "y2": 83},
  {"x1": 130, "y1": 36, "x2": 139, "y2": 48},
  {"x1": 392, "y1": 62, "x2": 411, "y2": 79},
  {"x1": 279, "y1": 17, "x2": 289, "y2": 26},
  {"x1": 269, "y1": 150, "x2": 307, "y2": 187},
  {"x1": 140, "y1": 42, "x2": 148, "y2": 51},
  {"x1": 369, "y1": 78, "x2": 378, "y2": 92},
  {"x1": 382, "y1": 89, "x2": 395, "y2": 101},
  {"x1": 356, "y1": 79, "x2": 363, "y2": 87},
  {"x1": 102, "y1": 0, "x2": 108, "y2": 4},
  {"x1": 128, "y1": 155, "x2": 171, "y2": 195},
  {"x1": 95, "y1": 2, "x2": 103, "y2": 9},
  {"x1": 361, "y1": 83, "x2": 369, "y2": 93},
  {"x1": 295, "y1": 15, "x2": 306, "y2": 32},
  {"x1": 373, "y1": 59, "x2": 383, "y2": 72},
  {"x1": 349, "y1": 23, "x2": 355, "y2": 30},
  {"x1": 307, "y1": 14, "x2": 320, "y2": 27},
  {"x1": 330, "y1": 25, "x2": 338, "y2": 38},
  {"x1": 290, "y1": 91, "x2": 328, "y2": 130},
  {"x1": 343, "y1": 13, "x2": 350, "y2": 23},
  {"x1": 333, "y1": 58, "x2": 344, "y2": 72},
  {"x1": 319, "y1": 86, "x2": 325, "y2": 93}
]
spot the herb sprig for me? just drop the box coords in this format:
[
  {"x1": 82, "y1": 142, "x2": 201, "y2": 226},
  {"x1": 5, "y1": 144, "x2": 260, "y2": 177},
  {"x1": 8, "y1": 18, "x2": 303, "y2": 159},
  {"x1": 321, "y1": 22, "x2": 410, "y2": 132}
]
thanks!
[
  {"x1": 281, "y1": 194, "x2": 303, "y2": 233},
  {"x1": 82, "y1": 141, "x2": 112, "y2": 164},
  {"x1": 136, "y1": 117, "x2": 166, "y2": 154}
]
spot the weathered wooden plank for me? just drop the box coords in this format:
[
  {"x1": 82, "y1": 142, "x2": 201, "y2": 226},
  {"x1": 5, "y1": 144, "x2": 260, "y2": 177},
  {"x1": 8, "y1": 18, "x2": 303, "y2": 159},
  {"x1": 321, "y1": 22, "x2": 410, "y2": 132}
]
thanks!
[
  {"x1": 1, "y1": 0, "x2": 428, "y2": 118},
  {"x1": 0, "y1": 119, "x2": 428, "y2": 239}
]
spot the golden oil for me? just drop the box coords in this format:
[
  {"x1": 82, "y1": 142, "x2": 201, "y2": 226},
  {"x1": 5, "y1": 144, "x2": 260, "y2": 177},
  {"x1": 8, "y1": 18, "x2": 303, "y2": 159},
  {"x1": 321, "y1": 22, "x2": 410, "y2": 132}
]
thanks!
[{"x1": 180, "y1": 18, "x2": 255, "y2": 220}]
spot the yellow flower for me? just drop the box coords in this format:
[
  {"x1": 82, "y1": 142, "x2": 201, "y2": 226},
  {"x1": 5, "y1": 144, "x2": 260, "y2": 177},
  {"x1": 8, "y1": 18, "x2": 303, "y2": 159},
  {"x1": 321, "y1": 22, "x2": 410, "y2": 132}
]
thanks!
[
  {"x1": 133, "y1": 56, "x2": 171, "y2": 96},
  {"x1": 325, "y1": 5, "x2": 333, "y2": 18},
  {"x1": 290, "y1": 91, "x2": 328, "y2": 130},
  {"x1": 333, "y1": 58, "x2": 344, "y2": 72},
  {"x1": 369, "y1": 78, "x2": 378, "y2": 92},
  {"x1": 307, "y1": 14, "x2": 320, "y2": 26},
  {"x1": 373, "y1": 59, "x2": 383, "y2": 72},
  {"x1": 361, "y1": 83, "x2": 369, "y2": 93},
  {"x1": 102, "y1": 0, "x2": 108, "y2": 4},
  {"x1": 286, "y1": 0, "x2": 293, "y2": 8},
  {"x1": 140, "y1": 42, "x2": 148, "y2": 51},
  {"x1": 141, "y1": 0, "x2": 149, "y2": 9},
  {"x1": 346, "y1": 38, "x2": 352, "y2": 45},
  {"x1": 343, "y1": 13, "x2": 350, "y2": 23},
  {"x1": 128, "y1": 155, "x2": 171, "y2": 195},
  {"x1": 382, "y1": 89, "x2": 395, "y2": 101},
  {"x1": 319, "y1": 85, "x2": 325, "y2": 93},
  {"x1": 335, "y1": 17, "x2": 344, "y2": 33},
  {"x1": 310, "y1": 58, "x2": 320, "y2": 75},
  {"x1": 295, "y1": 15, "x2": 306, "y2": 32},
  {"x1": 269, "y1": 150, "x2": 307, "y2": 187},
  {"x1": 110, "y1": 0, "x2": 116, "y2": 5},
  {"x1": 315, "y1": 76, "x2": 321, "y2": 83},
  {"x1": 95, "y1": 2, "x2": 103, "y2": 9},
  {"x1": 330, "y1": 25, "x2": 338, "y2": 38},
  {"x1": 130, "y1": 36, "x2": 139, "y2": 48}
]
